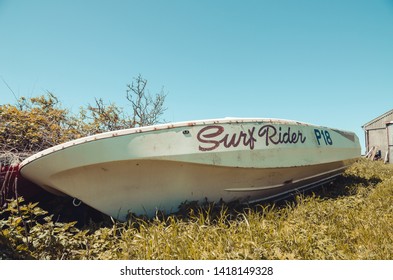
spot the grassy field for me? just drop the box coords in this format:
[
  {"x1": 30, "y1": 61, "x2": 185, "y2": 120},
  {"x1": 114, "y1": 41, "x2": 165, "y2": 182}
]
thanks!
[{"x1": 1, "y1": 158, "x2": 393, "y2": 260}]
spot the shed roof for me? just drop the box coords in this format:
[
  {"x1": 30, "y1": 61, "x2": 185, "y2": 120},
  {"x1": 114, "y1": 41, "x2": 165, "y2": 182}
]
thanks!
[{"x1": 362, "y1": 109, "x2": 393, "y2": 129}]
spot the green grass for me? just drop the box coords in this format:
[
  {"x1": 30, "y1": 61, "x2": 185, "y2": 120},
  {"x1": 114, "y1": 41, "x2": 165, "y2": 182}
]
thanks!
[{"x1": 1, "y1": 158, "x2": 393, "y2": 260}]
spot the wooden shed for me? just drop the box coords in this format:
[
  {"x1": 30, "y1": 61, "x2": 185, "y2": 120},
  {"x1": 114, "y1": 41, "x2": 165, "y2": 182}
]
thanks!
[{"x1": 362, "y1": 109, "x2": 393, "y2": 163}]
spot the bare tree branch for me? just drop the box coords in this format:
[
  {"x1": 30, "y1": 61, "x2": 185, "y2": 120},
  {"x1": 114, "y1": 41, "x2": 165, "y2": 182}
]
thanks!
[{"x1": 126, "y1": 74, "x2": 167, "y2": 127}]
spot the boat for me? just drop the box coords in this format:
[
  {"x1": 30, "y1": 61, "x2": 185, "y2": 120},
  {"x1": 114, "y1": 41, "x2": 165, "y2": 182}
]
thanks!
[{"x1": 19, "y1": 118, "x2": 361, "y2": 221}]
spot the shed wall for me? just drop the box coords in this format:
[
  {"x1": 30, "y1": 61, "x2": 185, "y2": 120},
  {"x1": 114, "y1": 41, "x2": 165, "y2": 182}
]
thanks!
[
  {"x1": 388, "y1": 123, "x2": 393, "y2": 163},
  {"x1": 363, "y1": 110, "x2": 393, "y2": 163},
  {"x1": 366, "y1": 128, "x2": 388, "y2": 158}
]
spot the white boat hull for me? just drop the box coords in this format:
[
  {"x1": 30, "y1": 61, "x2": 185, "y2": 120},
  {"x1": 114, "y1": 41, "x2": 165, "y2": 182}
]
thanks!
[{"x1": 19, "y1": 118, "x2": 361, "y2": 220}]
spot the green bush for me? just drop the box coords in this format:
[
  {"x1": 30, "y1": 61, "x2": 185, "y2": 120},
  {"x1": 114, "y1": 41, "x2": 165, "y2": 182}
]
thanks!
[
  {"x1": 0, "y1": 75, "x2": 167, "y2": 154},
  {"x1": 0, "y1": 94, "x2": 78, "y2": 153}
]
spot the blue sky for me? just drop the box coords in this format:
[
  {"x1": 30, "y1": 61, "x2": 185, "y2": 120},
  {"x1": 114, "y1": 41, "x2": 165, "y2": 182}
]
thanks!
[{"x1": 1, "y1": 0, "x2": 393, "y2": 152}]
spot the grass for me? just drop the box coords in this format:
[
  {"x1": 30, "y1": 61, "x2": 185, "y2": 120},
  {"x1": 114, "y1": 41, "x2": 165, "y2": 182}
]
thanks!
[{"x1": 1, "y1": 158, "x2": 393, "y2": 260}]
